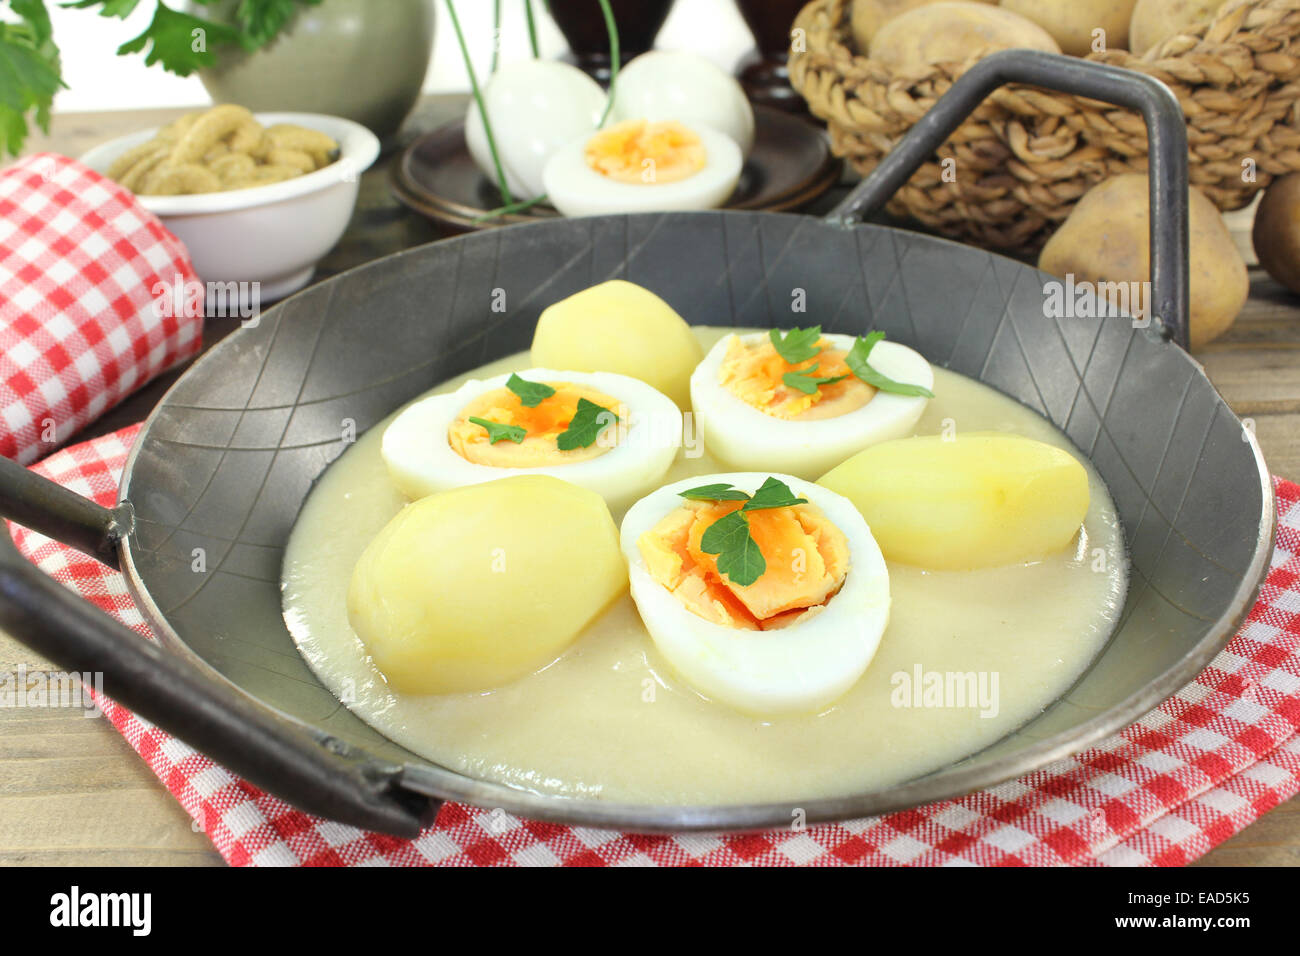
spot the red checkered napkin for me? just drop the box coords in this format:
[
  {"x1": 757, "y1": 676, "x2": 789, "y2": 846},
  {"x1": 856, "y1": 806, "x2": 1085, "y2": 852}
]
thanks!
[
  {"x1": 9, "y1": 423, "x2": 1300, "y2": 866},
  {"x1": 0, "y1": 153, "x2": 203, "y2": 464}
]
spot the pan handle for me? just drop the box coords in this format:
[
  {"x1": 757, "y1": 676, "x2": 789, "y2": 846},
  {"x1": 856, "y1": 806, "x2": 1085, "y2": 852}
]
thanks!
[
  {"x1": 0, "y1": 455, "x2": 437, "y2": 836},
  {"x1": 826, "y1": 49, "x2": 1190, "y2": 349}
]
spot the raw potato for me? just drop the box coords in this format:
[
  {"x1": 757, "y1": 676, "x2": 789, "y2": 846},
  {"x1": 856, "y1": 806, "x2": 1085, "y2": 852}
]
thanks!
[
  {"x1": 851, "y1": 0, "x2": 996, "y2": 50},
  {"x1": 531, "y1": 279, "x2": 702, "y2": 409},
  {"x1": 868, "y1": 1, "x2": 1060, "y2": 69},
  {"x1": 1129, "y1": 0, "x2": 1225, "y2": 55},
  {"x1": 1252, "y1": 172, "x2": 1300, "y2": 295},
  {"x1": 1038, "y1": 173, "x2": 1247, "y2": 349},
  {"x1": 1000, "y1": 0, "x2": 1138, "y2": 55},
  {"x1": 347, "y1": 475, "x2": 627, "y2": 695},
  {"x1": 818, "y1": 433, "x2": 1089, "y2": 570}
]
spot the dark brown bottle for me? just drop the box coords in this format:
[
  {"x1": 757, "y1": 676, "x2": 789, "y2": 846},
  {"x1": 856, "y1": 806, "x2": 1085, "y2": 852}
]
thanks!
[
  {"x1": 547, "y1": 0, "x2": 677, "y2": 85},
  {"x1": 734, "y1": 0, "x2": 808, "y2": 113}
]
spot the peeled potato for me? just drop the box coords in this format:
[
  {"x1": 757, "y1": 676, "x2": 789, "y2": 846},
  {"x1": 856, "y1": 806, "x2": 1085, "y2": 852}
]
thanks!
[
  {"x1": 347, "y1": 475, "x2": 627, "y2": 694},
  {"x1": 818, "y1": 433, "x2": 1089, "y2": 570},
  {"x1": 531, "y1": 279, "x2": 702, "y2": 409}
]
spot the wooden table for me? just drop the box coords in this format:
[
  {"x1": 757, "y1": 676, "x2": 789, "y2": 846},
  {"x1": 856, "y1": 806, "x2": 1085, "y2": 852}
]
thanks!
[{"x1": 0, "y1": 96, "x2": 1296, "y2": 867}]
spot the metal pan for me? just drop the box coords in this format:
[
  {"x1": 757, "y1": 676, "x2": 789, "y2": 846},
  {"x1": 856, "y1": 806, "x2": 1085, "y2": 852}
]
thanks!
[{"x1": 0, "y1": 52, "x2": 1275, "y2": 837}]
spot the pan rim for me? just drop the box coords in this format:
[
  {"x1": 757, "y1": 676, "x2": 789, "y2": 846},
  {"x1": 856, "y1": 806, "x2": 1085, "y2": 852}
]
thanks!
[{"x1": 114, "y1": 211, "x2": 1279, "y2": 832}]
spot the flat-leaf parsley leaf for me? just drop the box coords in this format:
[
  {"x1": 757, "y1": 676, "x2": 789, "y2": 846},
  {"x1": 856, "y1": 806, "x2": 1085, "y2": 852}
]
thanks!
[
  {"x1": 506, "y1": 373, "x2": 557, "y2": 407},
  {"x1": 845, "y1": 331, "x2": 935, "y2": 398},
  {"x1": 679, "y1": 483, "x2": 751, "y2": 502},
  {"x1": 742, "y1": 476, "x2": 808, "y2": 512},
  {"x1": 699, "y1": 509, "x2": 765, "y2": 587},
  {"x1": 769, "y1": 326, "x2": 823, "y2": 365},
  {"x1": 469, "y1": 416, "x2": 526, "y2": 444},
  {"x1": 782, "y1": 362, "x2": 848, "y2": 395},
  {"x1": 556, "y1": 398, "x2": 618, "y2": 450}
]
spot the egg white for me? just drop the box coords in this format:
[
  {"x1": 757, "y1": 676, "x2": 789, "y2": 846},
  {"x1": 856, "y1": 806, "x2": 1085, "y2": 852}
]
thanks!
[
  {"x1": 464, "y1": 59, "x2": 605, "y2": 200},
  {"x1": 690, "y1": 332, "x2": 934, "y2": 480},
  {"x1": 610, "y1": 50, "x2": 756, "y2": 156},
  {"x1": 382, "y1": 368, "x2": 682, "y2": 510},
  {"x1": 620, "y1": 472, "x2": 891, "y2": 716},
  {"x1": 542, "y1": 122, "x2": 743, "y2": 218}
]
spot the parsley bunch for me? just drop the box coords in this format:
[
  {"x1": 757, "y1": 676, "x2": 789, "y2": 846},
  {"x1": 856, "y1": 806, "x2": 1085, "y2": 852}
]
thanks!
[{"x1": 0, "y1": 0, "x2": 322, "y2": 156}]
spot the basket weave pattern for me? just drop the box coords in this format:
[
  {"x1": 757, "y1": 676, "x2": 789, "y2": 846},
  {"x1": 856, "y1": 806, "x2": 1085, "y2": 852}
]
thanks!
[{"x1": 790, "y1": 0, "x2": 1300, "y2": 252}]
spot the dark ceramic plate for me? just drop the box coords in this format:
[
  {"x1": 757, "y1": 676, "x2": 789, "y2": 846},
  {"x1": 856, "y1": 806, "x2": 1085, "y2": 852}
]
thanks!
[{"x1": 390, "y1": 105, "x2": 842, "y2": 230}]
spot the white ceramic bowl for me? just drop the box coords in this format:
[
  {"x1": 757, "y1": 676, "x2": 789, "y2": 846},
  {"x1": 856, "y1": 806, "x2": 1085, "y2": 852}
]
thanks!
[{"x1": 80, "y1": 112, "x2": 380, "y2": 302}]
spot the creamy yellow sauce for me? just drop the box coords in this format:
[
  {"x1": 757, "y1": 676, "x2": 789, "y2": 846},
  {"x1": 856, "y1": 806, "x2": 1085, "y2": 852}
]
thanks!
[{"x1": 282, "y1": 328, "x2": 1127, "y2": 805}]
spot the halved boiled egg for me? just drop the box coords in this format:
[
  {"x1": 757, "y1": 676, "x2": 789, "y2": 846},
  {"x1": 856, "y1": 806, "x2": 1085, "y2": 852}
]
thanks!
[
  {"x1": 382, "y1": 368, "x2": 682, "y2": 510},
  {"x1": 621, "y1": 473, "x2": 890, "y2": 715},
  {"x1": 690, "y1": 331, "x2": 934, "y2": 480},
  {"x1": 542, "y1": 118, "x2": 742, "y2": 217},
  {"x1": 610, "y1": 50, "x2": 756, "y2": 156}
]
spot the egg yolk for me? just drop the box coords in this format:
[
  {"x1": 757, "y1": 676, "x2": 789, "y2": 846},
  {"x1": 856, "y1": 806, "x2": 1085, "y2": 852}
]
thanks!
[
  {"x1": 719, "y1": 336, "x2": 876, "y2": 420},
  {"x1": 585, "y1": 119, "x2": 707, "y2": 185},
  {"x1": 448, "y1": 383, "x2": 624, "y2": 467},
  {"x1": 638, "y1": 500, "x2": 850, "y2": 631}
]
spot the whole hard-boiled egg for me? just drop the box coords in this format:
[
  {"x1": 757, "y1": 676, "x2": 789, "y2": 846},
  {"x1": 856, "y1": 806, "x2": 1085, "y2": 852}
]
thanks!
[
  {"x1": 690, "y1": 329, "x2": 934, "y2": 480},
  {"x1": 610, "y1": 50, "x2": 756, "y2": 155},
  {"x1": 621, "y1": 472, "x2": 891, "y2": 715},
  {"x1": 464, "y1": 58, "x2": 605, "y2": 200},
  {"x1": 542, "y1": 118, "x2": 742, "y2": 217},
  {"x1": 382, "y1": 368, "x2": 681, "y2": 511}
]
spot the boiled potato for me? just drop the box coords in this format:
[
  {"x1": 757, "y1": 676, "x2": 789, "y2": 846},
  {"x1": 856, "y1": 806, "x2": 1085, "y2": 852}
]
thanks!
[
  {"x1": 868, "y1": 2, "x2": 1060, "y2": 69},
  {"x1": 532, "y1": 279, "x2": 702, "y2": 409},
  {"x1": 347, "y1": 475, "x2": 627, "y2": 694},
  {"x1": 1129, "y1": 0, "x2": 1225, "y2": 55},
  {"x1": 1251, "y1": 172, "x2": 1300, "y2": 295},
  {"x1": 818, "y1": 433, "x2": 1089, "y2": 570},
  {"x1": 851, "y1": 0, "x2": 996, "y2": 50},
  {"x1": 1038, "y1": 173, "x2": 1247, "y2": 349},
  {"x1": 1000, "y1": 0, "x2": 1137, "y2": 55}
]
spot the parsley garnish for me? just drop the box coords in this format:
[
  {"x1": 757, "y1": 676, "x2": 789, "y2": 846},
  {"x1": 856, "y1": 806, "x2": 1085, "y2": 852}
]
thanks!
[
  {"x1": 679, "y1": 483, "x2": 751, "y2": 501},
  {"x1": 677, "y1": 477, "x2": 807, "y2": 587},
  {"x1": 699, "y1": 510, "x2": 765, "y2": 587},
  {"x1": 742, "y1": 476, "x2": 808, "y2": 512},
  {"x1": 556, "y1": 398, "x2": 618, "y2": 450},
  {"x1": 506, "y1": 373, "x2": 556, "y2": 407},
  {"x1": 769, "y1": 326, "x2": 823, "y2": 365},
  {"x1": 782, "y1": 363, "x2": 848, "y2": 395},
  {"x1": 468, "y1": 416, "x2": 525, "y2": 444},
  {"x1": 845, "y1": 331, "x2": 935, "y2": 398}
]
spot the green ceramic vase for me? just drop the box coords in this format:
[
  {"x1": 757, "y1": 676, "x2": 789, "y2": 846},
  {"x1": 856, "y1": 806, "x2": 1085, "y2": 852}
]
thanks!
[{"x1": 194, "y1": 0, "x2": 435, "y2": 140}]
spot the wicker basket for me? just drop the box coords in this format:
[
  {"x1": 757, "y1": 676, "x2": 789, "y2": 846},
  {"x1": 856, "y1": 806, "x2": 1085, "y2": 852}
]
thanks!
[{"x1": 790, "y1": 0, "x2": 1300, "y2": 253}]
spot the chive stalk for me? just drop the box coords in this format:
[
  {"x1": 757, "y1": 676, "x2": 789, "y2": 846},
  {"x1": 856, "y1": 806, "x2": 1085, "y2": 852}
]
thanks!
[
  {"x1": 524, "y1": 0, "x2": 540, "y2": 58},
  {"x1": 491, "y1": 0, "x2": 502, "y2": 73},
  {"x1": 444, "y1": 0, "x2": 515, "y2": 206},
  {"x1": 595, "y1": 0, "x2": 619, "y2": 128},
  {"x1": 472, "y1": 194, "x2": 553, "y2": 224}
]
